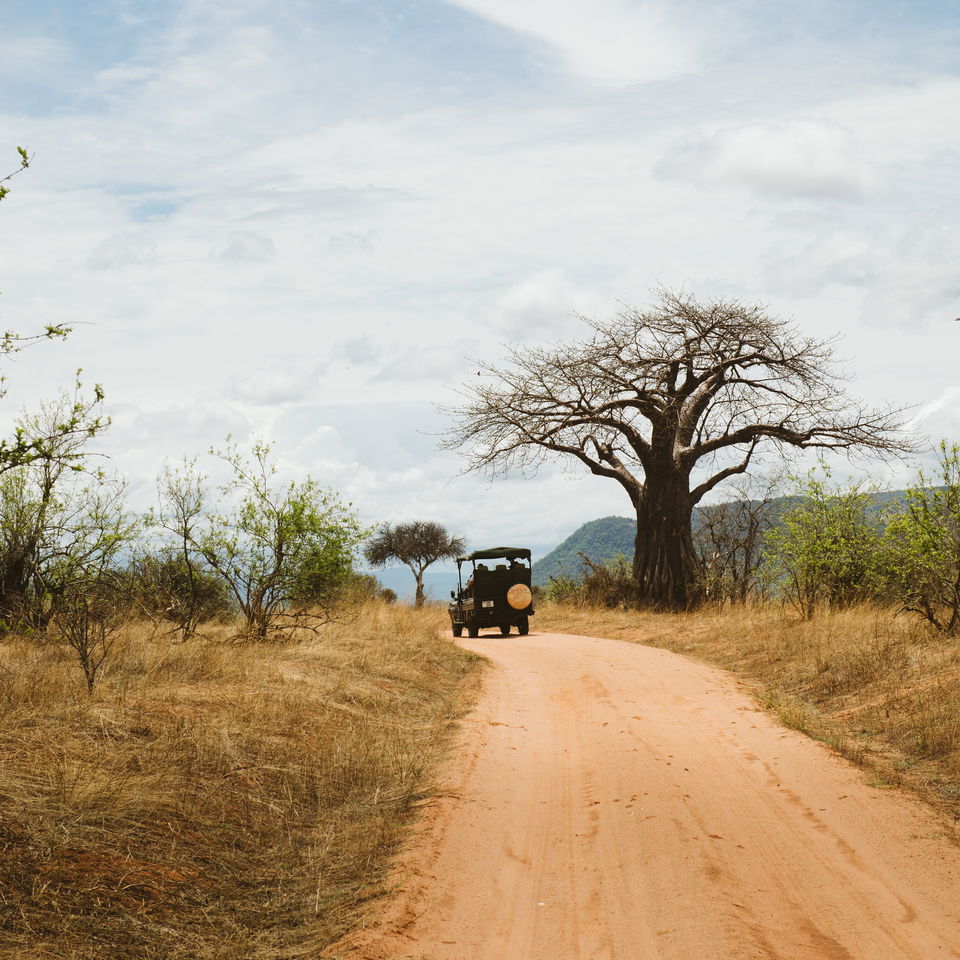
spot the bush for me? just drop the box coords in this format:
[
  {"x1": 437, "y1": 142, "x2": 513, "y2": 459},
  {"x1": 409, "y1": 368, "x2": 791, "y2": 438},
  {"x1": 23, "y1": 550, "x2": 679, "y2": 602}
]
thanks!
[
  {"x1": 339, "y1": 573, "x2": 398, "y2": 606},
  {"x1": 49, "y1": 575, "x2": 129, "y2": 693},
  {"x1": 546, "y1": 553, "x2": 637, "y2": 608},
  {"x1": 883, "y1": 441, "x2": 960, "y2": 636},
  {"x1": 126, "y1": 549, "x2": 234, "y2": 635},
  {"x1": 763, "y1": 468, "x2": 885, "y2": 618}
]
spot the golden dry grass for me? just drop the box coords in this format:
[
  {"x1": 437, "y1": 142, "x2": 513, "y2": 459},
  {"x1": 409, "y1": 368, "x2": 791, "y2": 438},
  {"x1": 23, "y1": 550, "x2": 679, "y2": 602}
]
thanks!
[
  {"x1": 0, "y1": 602, "x2": 482, "y2": 960},
  {"x1": 538, "y1": 602, "x2": 960, "y2": 821}
]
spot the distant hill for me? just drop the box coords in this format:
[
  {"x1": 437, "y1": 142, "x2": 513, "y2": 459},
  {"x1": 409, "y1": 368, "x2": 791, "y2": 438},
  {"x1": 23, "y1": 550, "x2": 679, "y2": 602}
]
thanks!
[
  {"x1": 531, "y1": 487, "x2": 915, "y2": 587},
  {"x1": 532, "y1": 516, "x2": 636, "y2": 586}
]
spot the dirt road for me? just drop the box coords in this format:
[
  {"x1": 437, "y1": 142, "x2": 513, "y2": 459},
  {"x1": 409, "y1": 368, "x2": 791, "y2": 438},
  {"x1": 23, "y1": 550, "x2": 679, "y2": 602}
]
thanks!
[{"x1": 332, "y1": 631, "x2": 960, "y2": 959}]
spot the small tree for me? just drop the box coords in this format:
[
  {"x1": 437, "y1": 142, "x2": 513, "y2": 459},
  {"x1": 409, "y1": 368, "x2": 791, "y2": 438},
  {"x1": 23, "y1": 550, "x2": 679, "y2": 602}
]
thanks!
[
  {"x1": 144, "y1": 459, "x2": 228, "y2": 639},
  {"x1": 51, "y1": 576, "x2": 128, "y2": 694},
  {"x1": 763, "y1": 468, "x2": 884, "y2": 619},
  {"x1": 43, "y1": 474, "x2": 137, "y2": 611},
  {"x1": 41, "y1": 479, "x2": 137, "y2": 692},
  {"x1": 0, "y1": 393, "x2": 107, "y2": 630},
  {"x1": 194, "y1": 439, "x2": 365, "y2": 640},
  {"x1": 694, "y1": 474, "x2": 784, "y2": 605},
  {"x1": 364, "y1": 521, "x2": 465, "y2": 607},
  {"x1": 883, "y1": 441, "x2": 960, "y2": 636}
]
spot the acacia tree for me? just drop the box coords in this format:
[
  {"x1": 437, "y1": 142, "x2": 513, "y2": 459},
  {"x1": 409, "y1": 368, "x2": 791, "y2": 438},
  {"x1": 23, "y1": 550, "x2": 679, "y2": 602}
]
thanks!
[
  {"x1": 364, "y1": 521, "x2": 465, "y2": 607},
  {"x1": 445, "y1": 290, "x2": 913, "y2": 610}
]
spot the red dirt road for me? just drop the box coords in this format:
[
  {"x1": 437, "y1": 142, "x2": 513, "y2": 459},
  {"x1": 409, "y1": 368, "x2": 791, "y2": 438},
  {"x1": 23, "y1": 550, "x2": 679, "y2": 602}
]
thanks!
[{"x1": 330, "y1": 631, "x2": 960, "y2": 959}]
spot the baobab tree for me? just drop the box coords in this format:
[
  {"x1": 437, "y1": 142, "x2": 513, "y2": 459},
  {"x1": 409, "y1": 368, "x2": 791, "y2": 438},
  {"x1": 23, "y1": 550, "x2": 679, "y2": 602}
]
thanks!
[
  {"x1": 364, "y1": 521, "x2": 466, "y2": 607},
  {"x1": 444, "y1": 290, "x2": 915, "y2": 610}
]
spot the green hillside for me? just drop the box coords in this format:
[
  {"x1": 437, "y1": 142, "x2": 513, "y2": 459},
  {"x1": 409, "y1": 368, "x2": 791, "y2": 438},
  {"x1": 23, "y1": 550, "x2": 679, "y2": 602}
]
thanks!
[{"x1": 532, "y1": 516, "x2": 635, "y2": 586}]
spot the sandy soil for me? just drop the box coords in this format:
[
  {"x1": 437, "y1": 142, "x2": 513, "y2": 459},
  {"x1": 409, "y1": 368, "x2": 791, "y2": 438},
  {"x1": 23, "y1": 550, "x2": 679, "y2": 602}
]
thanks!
[{"x1": 328, "y1": 630, "x2": 960, "y2": 960}]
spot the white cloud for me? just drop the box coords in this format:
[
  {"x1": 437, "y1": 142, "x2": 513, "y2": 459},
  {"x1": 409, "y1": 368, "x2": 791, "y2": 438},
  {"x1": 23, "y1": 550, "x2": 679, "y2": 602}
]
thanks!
[
  {"x1": 220, "y1": 230, "x2": 275, "y2": 262},
  {"x1": 332, "y1": 337, "x2": 384, "y2": 368},
  {"x1": 487, "y1": 269, "x2": 611, "y2": 341},
  {"x1": 96, "y1": 400, "x2": 254, "y2": 509},
  {"x1": 228, "y1": 362, "x2": 325, "y2": 406},
  {"x1": 443, "y1": 0, "x2": 701, "y2": 84},
  {"x1": 376, "y1": 340, "x2": 482, "y2": 382},
  {"x1": 659, "y1": 120, "x2": 873, "y2": 199},
  {"x1": 328, "y1": 230, "x2": 375, "y2": 254},
  {"x1": 88, "y1": 230, "x2": 159, "y2": 269},
  {"x1": 913, "y1": 387, "x2": 960, "y2": 436}
]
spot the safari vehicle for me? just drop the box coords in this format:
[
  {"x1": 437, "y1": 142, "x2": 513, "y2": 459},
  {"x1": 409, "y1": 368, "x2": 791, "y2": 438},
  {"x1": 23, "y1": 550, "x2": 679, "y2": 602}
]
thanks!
[{"x1": 449, "y1": 547, "x2": 535, "y2": 638}]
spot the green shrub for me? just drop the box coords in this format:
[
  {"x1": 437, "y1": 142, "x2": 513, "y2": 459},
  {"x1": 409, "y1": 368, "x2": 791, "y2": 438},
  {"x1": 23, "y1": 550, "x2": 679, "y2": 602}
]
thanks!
[
  {"x1": 763, "y1": 468, "x2": 885, "y2": 618},
  {"x1": 883, "y1": 441, "x2": 960, "y2": 636}
]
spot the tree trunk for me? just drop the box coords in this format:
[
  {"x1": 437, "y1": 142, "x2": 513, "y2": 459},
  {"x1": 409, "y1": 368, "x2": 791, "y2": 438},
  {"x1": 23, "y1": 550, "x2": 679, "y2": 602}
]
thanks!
[
  {"x1": 631, "y1": 472, "x2": 701, "y2": 610},
  {"x1": 414, "y1": 574, "x2": 425, "y2": 608}
]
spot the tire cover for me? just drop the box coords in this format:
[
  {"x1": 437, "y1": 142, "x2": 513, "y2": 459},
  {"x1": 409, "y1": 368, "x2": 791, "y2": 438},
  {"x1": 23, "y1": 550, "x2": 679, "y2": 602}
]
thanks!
[{"x1": 506, "y1": 583, "x2": 532, "y2": 610}]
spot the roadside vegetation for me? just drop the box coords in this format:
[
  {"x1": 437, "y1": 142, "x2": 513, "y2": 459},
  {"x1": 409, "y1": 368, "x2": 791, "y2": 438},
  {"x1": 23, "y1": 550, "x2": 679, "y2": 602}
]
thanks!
[
  {"x1": 0, "y1": 602, "x2": 481, "y2": 959},
  {"x1": 0, "y1": 386, "x2": 479, "y2": 958}
]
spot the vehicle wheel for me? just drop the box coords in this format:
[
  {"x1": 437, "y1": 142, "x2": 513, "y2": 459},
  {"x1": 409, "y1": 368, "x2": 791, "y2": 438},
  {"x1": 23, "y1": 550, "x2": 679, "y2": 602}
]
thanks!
[
  {"x1": 467, "y1": 624, "x2": 480, "y2": 639},
  {"x1": 518, "y1": 617, "x2": 529, "y2": 636},
  {"x1": 452, "y1": 622, "x2": 463, "y2": 638},
  {"x1": 499, "y1": 623, "x2": 510, "y2": 636}
]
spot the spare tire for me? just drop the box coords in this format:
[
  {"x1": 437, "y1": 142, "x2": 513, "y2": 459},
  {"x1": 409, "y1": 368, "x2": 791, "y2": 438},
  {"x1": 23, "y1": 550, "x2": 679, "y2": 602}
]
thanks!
[{"x1": 506, "y1": 583, "x2": 532, "y2": 610}]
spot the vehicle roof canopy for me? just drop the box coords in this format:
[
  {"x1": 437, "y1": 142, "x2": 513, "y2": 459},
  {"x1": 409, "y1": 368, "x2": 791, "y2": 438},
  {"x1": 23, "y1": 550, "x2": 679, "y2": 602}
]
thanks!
[{"x1": 458, "y1": 547, "x2": 531, "y2": 563}]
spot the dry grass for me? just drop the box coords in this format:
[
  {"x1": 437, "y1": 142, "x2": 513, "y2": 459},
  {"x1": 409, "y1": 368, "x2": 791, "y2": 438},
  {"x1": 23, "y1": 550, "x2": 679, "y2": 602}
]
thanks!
[
  {"x1": 538, "y1": 602, "x2": 960, "y2": 820},
  {"x1": 0, "y1": 602, "x2": 482, "y2": 959}
]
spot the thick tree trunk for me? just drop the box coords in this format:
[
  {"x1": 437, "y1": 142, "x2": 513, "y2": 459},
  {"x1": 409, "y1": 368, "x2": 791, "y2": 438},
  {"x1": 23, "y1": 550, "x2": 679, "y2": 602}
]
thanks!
[
  {"x1": 632, "y1": 471, "x2": 702, "y2": 610},
  {"x1": 414, "y1": 574, "x2": 425, "y2": 608}
]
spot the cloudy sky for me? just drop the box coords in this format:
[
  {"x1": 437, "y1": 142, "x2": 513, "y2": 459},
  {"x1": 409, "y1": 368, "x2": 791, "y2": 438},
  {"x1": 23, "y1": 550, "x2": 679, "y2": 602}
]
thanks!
[{"x1": 2, "y1": 0, "x2": 959, "y2": 558}]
